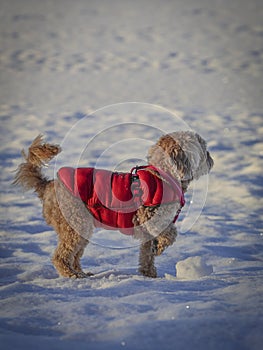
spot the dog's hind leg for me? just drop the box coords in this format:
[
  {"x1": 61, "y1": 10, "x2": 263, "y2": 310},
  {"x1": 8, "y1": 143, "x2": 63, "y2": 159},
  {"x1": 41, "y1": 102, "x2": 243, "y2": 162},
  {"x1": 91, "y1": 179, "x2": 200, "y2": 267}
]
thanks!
[
  {"x1": 73, "y1": 237, "x2": 94, "y2": 277},
  {"x1": 52, "y1": 230, "x2": 88, "y2": 278},
  {"x1": 43, "y1": 181, "x2": 94, "y2": 278}
]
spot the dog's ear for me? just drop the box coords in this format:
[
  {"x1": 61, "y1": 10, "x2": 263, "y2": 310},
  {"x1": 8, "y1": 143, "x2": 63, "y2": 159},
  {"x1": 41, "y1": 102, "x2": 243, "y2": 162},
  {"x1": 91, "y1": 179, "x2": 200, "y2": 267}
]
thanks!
[
  {"x1": 147, "y1": 140, "x2": 193, "y2": 181},
  {"x1": 171, "y1": 147, "x2": 193, "y2": 181},
  {"x1": 179, "y1": 134, "x2": 204, "y2": 172}
]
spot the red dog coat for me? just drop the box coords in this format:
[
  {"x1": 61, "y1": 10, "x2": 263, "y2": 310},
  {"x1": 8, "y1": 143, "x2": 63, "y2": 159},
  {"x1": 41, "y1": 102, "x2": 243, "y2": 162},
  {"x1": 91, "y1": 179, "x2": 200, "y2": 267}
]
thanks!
[{"x1": 57, "y1": 166, "x2": 185, "y2": 235}]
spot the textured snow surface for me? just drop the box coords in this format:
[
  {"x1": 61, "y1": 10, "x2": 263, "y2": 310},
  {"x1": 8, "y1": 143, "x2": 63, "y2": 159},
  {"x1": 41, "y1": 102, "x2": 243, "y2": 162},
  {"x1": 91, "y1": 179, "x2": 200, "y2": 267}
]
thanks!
[{"x1": 1, "y1": 0, "x2": 263, "y2": 349}]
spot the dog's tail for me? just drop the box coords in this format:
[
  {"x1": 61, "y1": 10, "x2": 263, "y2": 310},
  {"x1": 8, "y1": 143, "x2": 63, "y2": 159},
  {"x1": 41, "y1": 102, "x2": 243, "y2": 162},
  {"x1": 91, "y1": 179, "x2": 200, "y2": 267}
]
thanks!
[{"x1": 13, "y1": 135, "x2": 61, "y2": 200}]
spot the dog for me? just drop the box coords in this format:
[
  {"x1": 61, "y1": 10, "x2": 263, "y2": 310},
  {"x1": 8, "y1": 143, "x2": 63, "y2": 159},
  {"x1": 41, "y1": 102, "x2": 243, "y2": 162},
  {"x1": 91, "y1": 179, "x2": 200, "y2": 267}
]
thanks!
[{"x1": 13, "y1": 131, "x2": 214, "y2": 278}]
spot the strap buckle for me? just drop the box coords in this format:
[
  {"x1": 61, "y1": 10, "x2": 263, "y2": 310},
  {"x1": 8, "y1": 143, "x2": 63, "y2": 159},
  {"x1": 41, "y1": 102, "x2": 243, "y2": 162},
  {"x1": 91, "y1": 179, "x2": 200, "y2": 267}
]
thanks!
[{"x1": 130, "y1": 167, "x2": 143, "y2": 206}]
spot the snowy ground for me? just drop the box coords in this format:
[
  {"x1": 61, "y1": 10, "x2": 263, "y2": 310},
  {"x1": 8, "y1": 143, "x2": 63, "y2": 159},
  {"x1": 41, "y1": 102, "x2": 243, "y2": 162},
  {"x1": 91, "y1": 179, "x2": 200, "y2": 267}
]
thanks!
[{"x1": 1, "y1": 0, "x2": 263, "y2": 349}]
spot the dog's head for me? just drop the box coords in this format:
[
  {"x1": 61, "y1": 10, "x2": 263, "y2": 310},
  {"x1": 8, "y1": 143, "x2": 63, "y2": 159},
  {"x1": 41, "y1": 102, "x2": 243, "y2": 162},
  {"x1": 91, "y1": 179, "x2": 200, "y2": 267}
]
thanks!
[{"x1": 147, "y1": 131, "x2": 214, "y2": 190}]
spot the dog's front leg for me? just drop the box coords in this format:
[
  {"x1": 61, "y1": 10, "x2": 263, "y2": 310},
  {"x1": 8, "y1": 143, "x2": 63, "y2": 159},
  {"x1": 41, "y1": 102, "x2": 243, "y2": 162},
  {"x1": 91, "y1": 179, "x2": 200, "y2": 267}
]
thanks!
[
  {"x1": 152, "y1": 224, "x2": 178, "y2": 256},
  {"x1": 138, "y1": 225, "x2": 177, "y2": 278},
  {"x1": 138, "y1": 239, "x2": 157, "y2": 278}
]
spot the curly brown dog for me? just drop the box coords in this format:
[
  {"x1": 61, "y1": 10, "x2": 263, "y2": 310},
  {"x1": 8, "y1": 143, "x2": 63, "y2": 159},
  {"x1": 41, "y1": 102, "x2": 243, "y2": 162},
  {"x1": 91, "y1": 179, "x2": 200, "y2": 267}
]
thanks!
[{"x1": 14, "y1": 131, "x2": 213, "y2": 278}]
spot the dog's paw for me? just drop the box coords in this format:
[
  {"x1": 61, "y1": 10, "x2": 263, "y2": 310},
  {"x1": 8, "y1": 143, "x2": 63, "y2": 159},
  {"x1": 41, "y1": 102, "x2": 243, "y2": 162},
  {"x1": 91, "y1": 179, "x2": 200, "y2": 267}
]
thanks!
[
  {"x1": 139, "y1": 266, "x2": 157, "y2": 278},
  {"x1": 73, "y1": 271, "x2": 94, "y2": 278},
  {"x1": 85, "y1": 271, "x2": 94, "y2": 277}
]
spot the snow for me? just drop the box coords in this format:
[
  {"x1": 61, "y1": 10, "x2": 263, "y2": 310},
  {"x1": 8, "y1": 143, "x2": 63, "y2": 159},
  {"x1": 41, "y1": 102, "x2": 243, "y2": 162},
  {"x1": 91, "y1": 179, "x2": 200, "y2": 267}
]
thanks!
[
  {"x1": 1, "y1": 0, "x2": 263, "y2": 349},
  {"x1": 175, "y1": 256, "x2": 213, "y2": 279}
]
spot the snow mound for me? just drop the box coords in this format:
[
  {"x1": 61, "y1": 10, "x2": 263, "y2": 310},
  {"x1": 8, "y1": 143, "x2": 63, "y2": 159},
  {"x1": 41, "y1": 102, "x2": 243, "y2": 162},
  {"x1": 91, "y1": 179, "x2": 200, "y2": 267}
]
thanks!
[{"x1": 176, "y1": 256, "x2": 213, "y2": 280}]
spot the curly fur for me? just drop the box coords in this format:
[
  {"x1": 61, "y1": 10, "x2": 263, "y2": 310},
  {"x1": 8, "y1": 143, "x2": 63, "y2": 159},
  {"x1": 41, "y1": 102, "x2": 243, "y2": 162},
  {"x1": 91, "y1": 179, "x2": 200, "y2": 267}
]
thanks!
[{"x1": 13, "y1": 132, "x2": 213, "y2": 278}]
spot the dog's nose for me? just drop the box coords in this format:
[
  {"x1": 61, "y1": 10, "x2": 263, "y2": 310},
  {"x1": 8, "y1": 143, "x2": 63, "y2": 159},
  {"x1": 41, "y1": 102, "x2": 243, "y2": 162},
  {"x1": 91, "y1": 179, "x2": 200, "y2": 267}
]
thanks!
[{"x1": 207, "y1": 152, "x2": 214, "y2": 170}]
